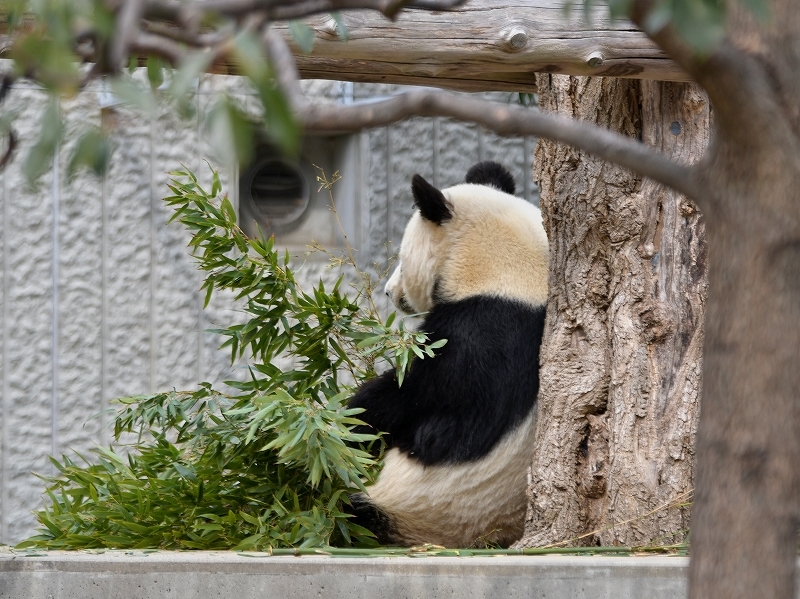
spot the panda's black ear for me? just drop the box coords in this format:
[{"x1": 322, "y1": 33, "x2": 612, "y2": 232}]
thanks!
[
  {"x1": 412, "y1": 174, "x2": 452, "y2": 224},
  {"x1": 465, "y1": 161, "x2": 516, "y2": 195}
]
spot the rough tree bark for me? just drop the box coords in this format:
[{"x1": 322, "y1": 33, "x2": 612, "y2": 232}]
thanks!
[{"x1": 518, "y1": 75, "x2": 709, "y2": 547}]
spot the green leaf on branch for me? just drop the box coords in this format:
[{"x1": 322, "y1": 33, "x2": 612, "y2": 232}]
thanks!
[
  {"x1": 168, "y1": 50, "x2": 214, "y2": 117},
  {"x1": 588, "y1": 0, "x2": 770, "y2": 54},
  {"x1": 147, "y1": 56, "x2": 166, "y2": 90},
  {"x1": 737, "y1": 0, "x2": 770, "y2": 20},
  {"x1": 23, "y1": 97, "x2": 63, "y2": 186},
  {"x1": 232, "y1": 31, "x2": 300, "y2": 156},
  {"x1": 12, "y1": 32, "x2": 79, "y2": 94},
  {"x1": 67, "y1": 128, "x2": 113, "y2": 179},
  {"x1": 288, "y1": 21, "x2": 316, "y2": 53},
  {"x1": 330, "y1": 12, "x2": 350, "y2": 41},
  {"x1": 670, "y1": 0, "x2": 726, "y2": 53},
  {"x1": 110, "y1": 76, "x2": 157, "y2": 116},
  {"x1": 204, "y1": 96, "x2": 255, "y2": 168}
]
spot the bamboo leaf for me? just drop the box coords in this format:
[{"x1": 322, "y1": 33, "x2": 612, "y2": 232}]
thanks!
[{"x1": 24, "y1": 165, "x2": 385, "y2": 552}]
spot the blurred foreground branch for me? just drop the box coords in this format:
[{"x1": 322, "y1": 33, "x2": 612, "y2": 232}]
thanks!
[{"x1": 0, "y1": 0, "x2": 698, "y2": 200}]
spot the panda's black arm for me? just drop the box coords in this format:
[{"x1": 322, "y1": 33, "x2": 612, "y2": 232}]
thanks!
[{"x1": 347, "y1": 370, "x2": 417, "y2": 444}]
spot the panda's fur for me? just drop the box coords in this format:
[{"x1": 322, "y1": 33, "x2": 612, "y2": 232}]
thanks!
[{"x1": 348, "y1": 161, "x2": 548, "y2": 547}]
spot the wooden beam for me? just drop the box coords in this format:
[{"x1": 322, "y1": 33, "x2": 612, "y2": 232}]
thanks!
[{"x1": 275, "y1": 0, "x2": 689, "y2": 93}]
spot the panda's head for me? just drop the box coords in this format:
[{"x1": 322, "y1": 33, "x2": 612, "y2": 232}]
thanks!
[{"x1": 385, "y1": 161, "x2": 549, "y2": 314}]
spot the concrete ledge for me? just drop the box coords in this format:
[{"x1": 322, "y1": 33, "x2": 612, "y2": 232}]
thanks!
[{"x1": 0, "y1": 549, "x2": 690, "y2": 599}]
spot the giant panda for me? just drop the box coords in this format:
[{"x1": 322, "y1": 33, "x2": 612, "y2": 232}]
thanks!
[{"x1": 348, "y1": 161, "x2": 549, "y2": 547}]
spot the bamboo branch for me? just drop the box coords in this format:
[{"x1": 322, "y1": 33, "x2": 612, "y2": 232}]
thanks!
[
  {"x1": 264, "y1": 28, "x2": 308, "y2": 110},
  {"x1": 141, "y1": 21, "x2": 235, "y2": 48}
]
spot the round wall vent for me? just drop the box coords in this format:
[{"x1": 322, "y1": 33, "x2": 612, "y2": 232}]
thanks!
[{"x1": 242, "y1": 157, "x2": 309, "y2": 232}]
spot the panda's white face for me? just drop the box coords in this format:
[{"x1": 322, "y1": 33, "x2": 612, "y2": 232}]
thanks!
[
  {"x1": 385, "y1": 209, "x2": 448, "y2": 314},
  {"x1": 384, "y1": 179, "x2": 549, "y2": 315},
  {"x1": 384, "y1": 261, "x2": 407, "y2": 312}
]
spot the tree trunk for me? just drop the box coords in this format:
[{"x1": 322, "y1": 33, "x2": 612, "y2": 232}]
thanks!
[
  {"x1": 684, "y1": 3, "x2": 800, "y2": 591},
  {"x1": 517, "y1": 75, "x2": 709, "y2": 547}
]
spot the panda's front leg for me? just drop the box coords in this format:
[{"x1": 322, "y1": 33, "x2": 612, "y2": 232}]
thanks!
[
  {"x1": 346, "y1": 372, "x2": 414, "y2": 545},
  {"x1": 347, "y1": 370, "x2": 412, "y2": 445}
]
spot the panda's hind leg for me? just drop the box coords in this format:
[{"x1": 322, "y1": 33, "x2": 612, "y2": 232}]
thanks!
[{"x1": 347, "y1": 493, "x2": 400, "y2": 546}]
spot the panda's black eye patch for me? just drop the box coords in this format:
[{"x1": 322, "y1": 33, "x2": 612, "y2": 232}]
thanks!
[{"x1": 398, "y1": 297, "x2": 414, "y2": 314}]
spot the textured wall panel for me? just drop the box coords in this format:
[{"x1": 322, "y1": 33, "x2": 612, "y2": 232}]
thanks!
[
  {"x1": 152, "y1": 96, "x2": 204, "y2": 392},
  {"x1": 2, "y1": 84, "x2": 55, "y2": 543},
  {"x1": 438, "y1": 119, "x2": 482, "y2": 188},
  {"x1": 103, "y1": 102, "x2": 153, "y2": 405},
  {"x1": 366, "y1": 127, "x2": 390, "y2": 271},
  {"x1": 0, "y1": 89, "x2": 5, "y2": 541},
  {"x1": 387, "y1": 118, "x2": 435, "y2": 250},
  {"x1": 56, "y1": 87, "x2": 105, "y2": 458}
]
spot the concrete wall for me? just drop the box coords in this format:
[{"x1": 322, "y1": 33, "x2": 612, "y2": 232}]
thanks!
[
  {"x1": 0, "y1": 76, "x2": 538, "y2": 546},
  {"x1": 0, "y1": 551, "x2": 692, "y2": 599}
]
